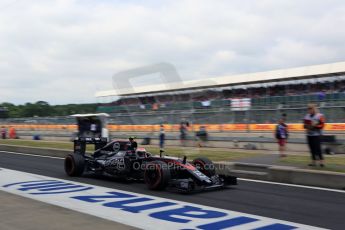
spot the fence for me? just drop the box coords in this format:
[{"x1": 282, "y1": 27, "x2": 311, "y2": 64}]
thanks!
[
  {"x1": 102, "y1": 105, "x2": 345, "y2": 125},
  {"x1": 1, "y1": 99, "x2": 344, "y2": 130}
]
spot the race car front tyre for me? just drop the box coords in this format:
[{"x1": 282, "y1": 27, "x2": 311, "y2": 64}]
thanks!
[
  {"x1": 144, "y1": 161, "x2": 171, "y2": 190},
  {"x1": 64, "y1": 153, "x2": 85, "y2": 176},
  {"x1": 192, "y1": 157, "x2": 216, "y2": 177}
]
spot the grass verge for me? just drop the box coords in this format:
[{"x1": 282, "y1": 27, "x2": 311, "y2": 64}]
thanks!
[
  {"x1": 1, "y1": 139, "x2": 345, "y2": 173},
  {"x1": 0, "y1": 139, "x2": 261, "y2": 161},
  {"x1": 0, "y1": 139, "x2": 73, "y2": 150}
]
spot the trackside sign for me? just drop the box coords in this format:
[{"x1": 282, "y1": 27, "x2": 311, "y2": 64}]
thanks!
[{"x1": 0, "y1": 168, "x2": 325, "y2": 230}]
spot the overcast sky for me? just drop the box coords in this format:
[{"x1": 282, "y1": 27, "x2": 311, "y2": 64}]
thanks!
[{"x1": 1, "y1": 0, "x2": 345, "y2": 105}]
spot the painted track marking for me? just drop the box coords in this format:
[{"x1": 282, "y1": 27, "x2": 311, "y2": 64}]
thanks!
[{"x1": 0, "y1": 167, "x2": 326, "y2": 230}]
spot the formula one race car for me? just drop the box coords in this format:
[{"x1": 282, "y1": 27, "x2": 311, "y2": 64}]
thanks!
[{"x1": 64, "y1": 137, "x2": 237, "y2": 192}]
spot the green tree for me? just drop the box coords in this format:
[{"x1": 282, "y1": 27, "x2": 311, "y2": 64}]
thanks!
[{"x1": 0, "y1": 101, "x2": 98, "y2": 118}]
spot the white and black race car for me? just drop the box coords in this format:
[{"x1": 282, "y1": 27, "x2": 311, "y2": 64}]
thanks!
[{"x1": 64, "y1": 137, "x2": 237, "y2": 192}]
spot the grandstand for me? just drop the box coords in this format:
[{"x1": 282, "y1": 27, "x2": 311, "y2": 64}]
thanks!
[
  {"x1": 96, "y1": 62, "x2": 345, "y2": 125},
  {"x1": 1, "y1": 62, "x2": 345, "y2": 152}
]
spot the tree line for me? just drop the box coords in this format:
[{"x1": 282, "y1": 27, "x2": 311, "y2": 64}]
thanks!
[{"x1": 0, "y1": 101, "x2": 98, "y2": 118}]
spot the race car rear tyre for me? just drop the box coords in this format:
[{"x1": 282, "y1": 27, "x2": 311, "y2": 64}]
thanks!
[
  {"x1": 64, "y1": 153, "x2": 85, "y2": 177},
  {"x1": 192, "y1": 157, "x2": 216, "y2": 177},
  {"x1": 144, "y1": 161, "x2": 170, "y2": 190}
]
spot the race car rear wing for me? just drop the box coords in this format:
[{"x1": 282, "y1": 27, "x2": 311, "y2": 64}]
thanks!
[{"x1": 73, "y1": 137, "x2": 108, "y2": 154}]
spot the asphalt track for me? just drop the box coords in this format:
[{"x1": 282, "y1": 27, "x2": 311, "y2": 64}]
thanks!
[{"x1": 0, "y1": 151, "x2": 344, "y2": 230}]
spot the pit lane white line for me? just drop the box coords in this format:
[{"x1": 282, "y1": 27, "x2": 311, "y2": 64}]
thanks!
[
  {"x1": 1, "y1": 150, "x2": 344, "y2": 194},
  {"x1": 0, "y1": 167, "x2": 325, "y2": 230},
  {"x1": 238, "y1": 178, "x2": 345, "y2": 193},
  {"x1": 0, "y1": 150, "x2": 65, "y2": 159}
]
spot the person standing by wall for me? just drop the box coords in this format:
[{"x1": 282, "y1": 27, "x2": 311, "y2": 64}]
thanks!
[
  {"x1": 9, "y1": 126, "x2": 16, "y2": 139},
  {"x1": 275, "y1": 118, "x2": 288, "y2": 157},
  {"x1": 303, "y1": 104, "x2": 326, "y2": 167},
  {"x1": 159, "y1": 124, "x2": 165, "y2": 150},
  {"x1": 1, "y1": 126, "x2": 6, "y2": 139},
  {"x1": 179, "y1": 122, "x2": 187, "y2": 146},
  {"x1": 196, "y1": 126, "x2": 208, "y2": 147}
]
